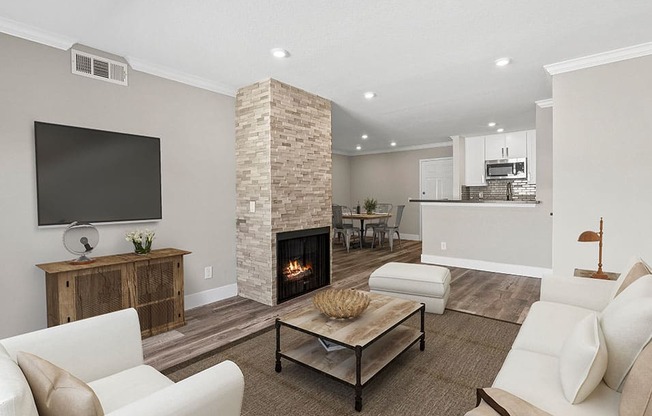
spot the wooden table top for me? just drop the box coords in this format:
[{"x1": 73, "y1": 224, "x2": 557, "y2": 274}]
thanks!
[
  {"x1": 342, "y1": 213, "x2": 391, "y2": 220},
  {"x1": 36, "y1": 248, "x2": 191, "y2": 273},
  {"x1": 279, "y1": 292, "x2": 421, "y2": 348}
]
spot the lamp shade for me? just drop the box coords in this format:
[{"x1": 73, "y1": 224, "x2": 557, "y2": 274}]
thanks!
[{"x1": 578, "y1": 231, "x2": 600, "y2": 242}]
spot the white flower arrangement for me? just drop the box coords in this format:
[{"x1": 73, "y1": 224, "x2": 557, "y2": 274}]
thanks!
[{"x1": 125, "y1": 229, "x2": 155, "y2": 254}]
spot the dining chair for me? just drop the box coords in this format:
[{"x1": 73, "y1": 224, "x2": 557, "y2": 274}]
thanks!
[
  {"x1": 371, "y1": 204, "x2": 405, "y2": 251},
  {"x1": 332, "y1": 205, "x2": 360, "y2": 253},
  {"x1": 364, "y1": 203, "x2": 392, "y2": 239}
]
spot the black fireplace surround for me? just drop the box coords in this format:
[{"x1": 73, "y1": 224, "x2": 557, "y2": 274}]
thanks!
[{"x1": 276, "y1": 226, "x2": 330, "y2": 304}]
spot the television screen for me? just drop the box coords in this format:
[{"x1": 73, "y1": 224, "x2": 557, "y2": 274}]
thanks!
[{"x1": 35, "y1": 122, "x2": 162, "y2": 226}]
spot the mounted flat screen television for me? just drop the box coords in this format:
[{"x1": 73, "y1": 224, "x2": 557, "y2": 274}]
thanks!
[{"x1": 35, "y1": 122, "x2": 162, "y2": 226}]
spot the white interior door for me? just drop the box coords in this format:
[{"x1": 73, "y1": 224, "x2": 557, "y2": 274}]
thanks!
[
  {"x1": 419, "y1": 158, "x2": 453, "y2": 239},
  {"x1": 420, "y1": 158, "x2": 453, "y2": 200}
]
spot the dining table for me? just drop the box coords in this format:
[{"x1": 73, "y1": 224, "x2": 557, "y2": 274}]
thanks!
[{"x1": 341, "y1": 212, "x2": 391, "y2": 248}]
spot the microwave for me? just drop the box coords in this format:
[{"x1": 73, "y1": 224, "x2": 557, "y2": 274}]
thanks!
[{"x1": 485, "y1": 158, "x2": 527, "y2": 180}]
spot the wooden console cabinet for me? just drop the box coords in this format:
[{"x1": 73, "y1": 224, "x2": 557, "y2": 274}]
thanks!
[{"x1": 36, "y1": 248, "x2": 190, "y2": 337}]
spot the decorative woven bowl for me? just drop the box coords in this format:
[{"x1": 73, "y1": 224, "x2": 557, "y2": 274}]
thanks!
[{"x1": 313, "y1": 289, "x2": 371, "y2": 319}]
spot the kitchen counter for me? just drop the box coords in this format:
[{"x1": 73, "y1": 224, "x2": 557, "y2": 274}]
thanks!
[
  {"x1": 415, "y1": 197, "x2": 552, "y2": 277},
  {"x1": 409, "y1": 198, "x2": 541, "y2": 208}
]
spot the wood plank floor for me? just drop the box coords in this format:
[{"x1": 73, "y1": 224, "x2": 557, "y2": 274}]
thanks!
[{"x1": 143, "y1": 239, "x2": 540, "y2": 371}]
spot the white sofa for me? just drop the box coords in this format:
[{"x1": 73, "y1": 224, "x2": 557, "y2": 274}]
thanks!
[
  {"x1": 0, "y1": 308, "x2": 244, "y2": 416},
  {"x1": 468, "y1": 264, "x2": 652, "y2": 416}
]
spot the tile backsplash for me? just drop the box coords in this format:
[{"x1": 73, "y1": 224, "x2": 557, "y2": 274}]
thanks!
[{"x1": 462, "y1": 179, "x2": 536, "y2": 201}]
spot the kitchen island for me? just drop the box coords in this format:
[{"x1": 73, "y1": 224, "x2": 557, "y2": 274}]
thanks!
[{"x1": 412, "y1": 198, "x2": 551, "y2": 277}]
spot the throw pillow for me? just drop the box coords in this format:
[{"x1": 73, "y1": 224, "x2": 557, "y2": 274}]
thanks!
[
  {"x1": 0, "y1": 345, "x2": 39, "y2": 416},
  {"x1": 620, "y1": 341, "x2": 652, "y2": 416},
  {"x1": 600, "y1": 275, "x2": 652, "y2": 391},
  {"x1": 559, "y1": 313, "x2": 608, "y2": 404},
  {"x1": 614, "y1": 256, "x2": 652, "y2": 297},
  {"x1": 465, "y1": 388, "x2": 552, "y2": 416},
  {"x1": 17, "y1": 352, "x2": 104, "y2": 416}
]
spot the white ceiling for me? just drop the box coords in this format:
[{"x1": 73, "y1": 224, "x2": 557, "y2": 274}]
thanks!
[{"x1": 2, "y1": 1, "x2": 652, "y2": 153}]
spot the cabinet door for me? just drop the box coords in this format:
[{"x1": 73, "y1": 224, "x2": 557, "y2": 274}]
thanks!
[
  {"x1": 133, "y1": 257, "x2": 176, "y2": 335},
  {"x1": 464, "y1": 136, "x2": 486, "y2": 186},
  {"x1": 505, "y1": 131, "x2": 527, "y2": 158},
  {"x1": 485, "y1": 134, "x2": 506, "y2": 160},
  {"x1": 527, "y1": 130, "x2": 537, "y2": 184}
]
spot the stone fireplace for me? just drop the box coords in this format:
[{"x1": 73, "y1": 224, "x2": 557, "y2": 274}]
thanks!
[{"x1": 235, "y1": 79, "x2": 332, "y2": 306}]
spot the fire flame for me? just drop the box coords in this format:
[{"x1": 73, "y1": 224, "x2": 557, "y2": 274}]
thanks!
[{"x1": 283, "y1": 260, "x2": 312, "y2": 280}]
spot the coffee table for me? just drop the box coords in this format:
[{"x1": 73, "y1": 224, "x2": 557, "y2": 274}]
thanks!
[{"x1": 275, "y1": 292, "x2": 425, "y2": 411}]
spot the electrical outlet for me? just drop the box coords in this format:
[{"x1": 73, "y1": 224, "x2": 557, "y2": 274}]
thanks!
[
  {"x1": 204, "y1": 266, "x2": 213, "y2": 279},
  {"x1": 249, "y1": 201, "x2": 256, "y2": 213},
  {"x1": 441, "y1": 242, "x2": 447, "y2": 250}
]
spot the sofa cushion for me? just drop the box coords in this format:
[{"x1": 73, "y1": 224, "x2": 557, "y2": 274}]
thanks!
[
  {"x1": 88, "y1": 364, "x2": 173, "y2": 414},
  {"x1": 620, "y1": 341, "x2": 652, "y2": 416},
  {"x1": 559, "y1": 313, "x2": 608, "y2": 404},
  {"x1": 0, "y1": 344, "x2": 38, "y2": 416},
  {"x1": 17, "y1": 351, "x2": 103, "y2": 416},
  {"x1": 493, "y1": 349, "x2": 620, "y2": 416},
  {"x1": 600, "y1": 275, "x2": 652, "y2": 391},
  {"x1": 512, "y1": 301, "x2": 594, "y2": 357},
  {"x1": 614, "y1": 256, "x2": 652, "y2": 297}
]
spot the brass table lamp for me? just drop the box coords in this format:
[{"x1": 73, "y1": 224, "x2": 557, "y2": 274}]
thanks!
[{"x1": 578, "y1": 217, "x2": 609, "y2": 279}]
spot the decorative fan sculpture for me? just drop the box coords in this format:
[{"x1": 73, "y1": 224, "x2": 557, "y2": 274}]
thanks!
[{"x1": 63, "y1": 221, "x2": 99, "y2": 264}]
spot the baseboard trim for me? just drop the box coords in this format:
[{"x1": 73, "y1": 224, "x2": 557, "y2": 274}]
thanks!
[
  {"x1": 185, "y1": 283, "x2": 237, "y2": 310},
  {"x1": 421, "y1": 254, "x2": 551, "y2": 278},
  {"x1": 401, "y1": 233, "x2": 421, "y2": 241}
]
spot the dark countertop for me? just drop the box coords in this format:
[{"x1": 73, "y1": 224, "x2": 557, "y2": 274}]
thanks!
[{"x1": 409, "y1": 198, "x2": 541, "y2": 205}]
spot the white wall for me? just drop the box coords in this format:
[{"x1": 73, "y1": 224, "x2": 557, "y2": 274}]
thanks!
[
  {"x1": 348, "y1": 146, "x2": 453, "y2": 237},
  {"x1": 552, "y1": 55, "x2": 652, "y2": 275},
  {"x1": 332, "y1": 153, "x2": 351, "y2": 205},
  {"x1": 0, "y1": 34, "x2": 236, "y2": 338}
]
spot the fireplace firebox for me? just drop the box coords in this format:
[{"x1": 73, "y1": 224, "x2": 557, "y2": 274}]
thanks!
[{"x1": 276, "y1": 227, "x2": 330, "y2": 304}]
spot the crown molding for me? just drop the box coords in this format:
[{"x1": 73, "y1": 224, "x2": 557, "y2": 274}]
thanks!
[
  {"x1": 126, "y1": 57, "x2": 236, "y2": 96},
  {"x1": 535, "y1": 98, "x2": 553, "y2": 108},
  {"x1": 544, "y1": 42, "x2": 652, "y2": 75},
  {"x1": 334, "y1": 141, "x2": 452, "y2": 156},
  {"x1": 0, "y1": 16, "x2": 75, "y2": 50}
]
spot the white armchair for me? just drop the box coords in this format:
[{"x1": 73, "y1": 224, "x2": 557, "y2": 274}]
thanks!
[{"x1": 0, "y1": 308, "x2": 244, "y2": 416}]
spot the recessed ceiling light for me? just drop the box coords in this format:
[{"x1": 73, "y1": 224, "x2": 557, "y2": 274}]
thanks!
[
  {"x1": 495, "y1": 57, "x2": 511, "y2": 67},
  {"x1": 488, "y1": 122, "x2": 496, "y2": 127},
  {"x1": 356, "y1": 145, "x2": 362, "y2": 150},
  {"x1": 497, "y1": 128, "x2": 505, "y2": 133},
  {"x1": 364, "y1": 92, "x2": 377, "y2": 100},
  {"x1": 271, "y1": 48, "x2": 290, "y2": 58},
  {"x1": 361, "y1": 134, "x2": 368, "y2": 140},
  {"x1": 390, "y1": 141, "x2": 397, "y2": 147}
]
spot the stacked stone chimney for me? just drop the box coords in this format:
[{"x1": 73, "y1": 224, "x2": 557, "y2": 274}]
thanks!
[{"x1": 235, "y1": 79, "x2": 332, "y2": 305}]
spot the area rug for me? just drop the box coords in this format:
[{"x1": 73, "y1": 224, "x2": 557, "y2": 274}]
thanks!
[{"x1": 164, "y1": 310, "x2": 519, "y2": 416}]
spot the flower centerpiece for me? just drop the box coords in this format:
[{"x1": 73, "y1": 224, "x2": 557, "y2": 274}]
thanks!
[
  {"x1": 363, "y1": 197, "x2": 377, "y2": 214},
  {"x1": 125, "y1": 229, "x2": 155, "y2": 255}
]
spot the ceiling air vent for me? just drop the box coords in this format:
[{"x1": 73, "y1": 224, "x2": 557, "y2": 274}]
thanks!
[{"x1": 71, "y1": 49, "x2": 128, "y2": 86}]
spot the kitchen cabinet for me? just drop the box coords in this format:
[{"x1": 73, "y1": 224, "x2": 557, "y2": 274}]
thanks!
[
  {"x1": 485, "y1": 131, "x2": 527, "y2": 160},
  {"x1": 464, "y1": 136, "x2": 486, "y2": 186},
  {"x1": 527, "y1": 130, "x2": 537, "y2": 184}
]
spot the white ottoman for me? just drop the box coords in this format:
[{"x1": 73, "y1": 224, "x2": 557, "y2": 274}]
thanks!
[{"x1": 369, "y1": 262, "x2": 451, "y2": 314}]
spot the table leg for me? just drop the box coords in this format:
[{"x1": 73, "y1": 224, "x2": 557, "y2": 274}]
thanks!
[
  {"x1": 354, "y1": 345, "x2": 363, "y2": 411},
  {"x1": 420, "y1": 304, "x2": 426, "y2": 351},
  {"x1": 275, "y1": 319, "x2": 282, "y2": 372},
  {"x1": 359, "y1": 219, "x2": 365, "y2": 248}
]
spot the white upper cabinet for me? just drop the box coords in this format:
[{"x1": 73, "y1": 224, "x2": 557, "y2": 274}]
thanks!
[
  {"x1": 504, "y1": 131, "x2": 527, "y2": 158},
  {"x1": 464, "y1": 136, "x2": 486, "y2": 186},
  {"x1": 484, "y1": 134, "x2": 506, "y2": 160},
  {"x1": 526, "y1": 130, "x2": 537, "y2": 184},
  {"x1": 485, "y1": 131, "x2": 526, "y2": 159}
]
